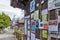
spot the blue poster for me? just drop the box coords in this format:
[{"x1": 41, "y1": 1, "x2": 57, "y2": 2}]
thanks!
[
  {"x1": 30, "y1": 0, "x2": 35, "y2": 12},
  {"x1": 31, "y1": 20, "x2": 36, "y2": 31}
]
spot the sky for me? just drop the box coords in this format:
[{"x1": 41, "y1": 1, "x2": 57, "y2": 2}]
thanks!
[{"x1": 0, "y1": 0, "x2": 24, "y2": 20}]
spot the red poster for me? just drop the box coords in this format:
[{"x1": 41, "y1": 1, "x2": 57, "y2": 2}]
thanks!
[{"x1": 44, "y1": 24, "x2": 48, "y2": 29}]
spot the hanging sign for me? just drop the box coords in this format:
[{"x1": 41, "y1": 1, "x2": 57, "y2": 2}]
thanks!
[
  {"x1": 30, "y1": 0, "x2": 35, "y2": 12},
  {"x1": 34, "y1": 10, "x2": 39, "y2": 20}
]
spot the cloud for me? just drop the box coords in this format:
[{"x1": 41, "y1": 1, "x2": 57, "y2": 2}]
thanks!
[{"x1": 0, "y1": 0, "x2": 24, "y2": 20}]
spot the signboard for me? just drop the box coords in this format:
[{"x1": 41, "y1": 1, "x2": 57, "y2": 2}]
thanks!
[
  {"x1": 34, "y1": 10, "x2": 39, "y2": 20},
  {"x1": 42, "y1": 29, "x2": 48, "y2": 38},
  {"x1": 30, "y1": 0, "x2": 35, "y2": 12}
]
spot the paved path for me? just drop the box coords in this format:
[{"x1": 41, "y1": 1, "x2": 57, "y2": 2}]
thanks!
[
  {"x1": 0, "y1": 34, "x2": 17, "y2": 40},
  {"x1": 0, "y1": 28, "x2": 17, "y2": 40}
]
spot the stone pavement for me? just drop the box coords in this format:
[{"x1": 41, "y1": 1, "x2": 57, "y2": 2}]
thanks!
[
  {"x1": 0, "y1": 28, "x2": 17, "y2": 40},
  {"x1": 0, "y1": 34, "x2": 17, "y2": 40}
]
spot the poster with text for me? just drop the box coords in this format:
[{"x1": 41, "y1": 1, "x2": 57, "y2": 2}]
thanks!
[
  {"x1": 42, "y1": 14, "x2": 47, "y2": 22},
  {"x1": 42, "y1": 29, "x2": 48, "y2": 38},
  {"x1": 34, "y1": 10, "x2": 39, "y2": 20},
  {"x1": 31, "y1": 20, "x2": 36, "y2": 31},
  {"x1": 30, "y1": 0, "x2": 35, "y2": 12},
  {"x1": 44, "y1": 24, "x2": 48, "y2": 29},
  {"x1": 48, "y1": 25, "x2": 58, "y2": 33}
]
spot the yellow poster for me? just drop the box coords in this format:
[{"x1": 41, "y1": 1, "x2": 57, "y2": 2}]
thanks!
[
  {"x1": 42, "y1": 14, "x2": 47, "y2": 22},
  {"x1": 42, "y1": 29, "x2": 48, "y2": 38},
  {"x1": 34, "y1": 10, "x2": 39, "y2": 20}
]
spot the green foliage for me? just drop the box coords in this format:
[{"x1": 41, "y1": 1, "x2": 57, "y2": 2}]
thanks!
[
  {"x1": 14, "y1": 30, "x2": 23, "y2": 40},
  {"x1": 0, "y1": 12, "x2": 11, "y2": 29}
]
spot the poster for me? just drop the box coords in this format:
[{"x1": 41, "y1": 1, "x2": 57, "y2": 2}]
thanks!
[
  {"x1": 42, "y1": 14, "x2": 47, "y2": 22},
  {"x1": 31, "y1": 20, "x2": 36, "y2": 31},
  {"x1": 42, "y1": 29, "x2": 48, "y2": 38},
  {"x1": 30, "y1": 0, "x2": 35, "y2": 12},
  {"x1": 39, "y1": 22, "x2": 44, "y2": 29},
  {"x1": 27, "y1": 19, "x2": 30, "y2": 30},
  {"x1": 48, "y1": 25, "x2": 58, "y2": 33},
  {"x1": 42, "y1": 9, "x2": 48, "y2": 15},
  {"x1": 44, "y1": 24, "x2": 48, "y2": 29},
  {"x1": 49, "y1": 20, "x2": 57, "y2": 25},
  {"x1": 34, "y1": 10, "x2": 39, "y2": 20}
]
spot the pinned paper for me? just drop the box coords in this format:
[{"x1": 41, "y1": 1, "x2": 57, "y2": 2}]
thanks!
[
  {"x1": 44, "y1": 24, "x2": 48, "y2": 29},
  {"x1": 42, "y1": 29, "x2": 48, "y2": 38},
  {"x1": 42, "y1": 14, "x2": 47, "y2": 22},
  {"x1": 34, "y1": 10, "x2": 39, "y2": 20}
]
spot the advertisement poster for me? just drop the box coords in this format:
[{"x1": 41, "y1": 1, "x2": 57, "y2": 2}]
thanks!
[
  {"x1": 44, "y1": 24, "x2": 48, "y2": 29},
  {"x1": 31, "y1": 20, "x2": 36, "y2": 40},
  {"x1": 27, "y1": 19, "x2": 30, "y2": 30},
  {"x1": 31, "y1": 20, "x2": 36, "y2": 31},
  {"x1": 42, "y1": 29, "x2": 48, "y2": 38},
  {"x1": 48, "y1": 20, "x2": 58, "y2": 33},
  {"x1": 42, "y1": 9, "x2": 48, "y2": 15},
  {"x1": 34, "y1": 10, "x2": 39, "y2": 20},
  {"x1": 48, "y1": 25, "x2": 58, "y2": 33},
  {"x1": 42, "y1": 14, "x2": 47, "y2": 22},
  {"x1": 30, "y1": 0, "x2": 35, "y2": 12}
]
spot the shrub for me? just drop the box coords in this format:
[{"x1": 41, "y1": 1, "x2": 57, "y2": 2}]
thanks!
[{"x1": 14, "y1": 30, "x2": 23, "y2": 40}]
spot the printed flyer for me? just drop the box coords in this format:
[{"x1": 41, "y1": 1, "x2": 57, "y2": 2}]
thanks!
[
  {"x1": 42, "y1": 14, "x2": 47, "y2": 22},
  {"x1": 42, "y1": 29, "x2": 48, "y2": 38},
  {"x1": 34, "y1": 10, "x2": 39, "y2": 20}
]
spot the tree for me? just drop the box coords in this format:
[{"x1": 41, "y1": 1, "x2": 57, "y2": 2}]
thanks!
[{"x1": 0, "y1": 12, "x2": 11, "y2": 29}]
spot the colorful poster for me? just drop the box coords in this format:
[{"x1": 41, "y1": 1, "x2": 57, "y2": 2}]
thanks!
[
  {"x1": 42, "y1": 14, "x2": 47, "y2": 22},
  {"x1": 34, "y1": 10, "x2": 39, "y2": 20},
  {"x1": 30, "y1": 0, "x2": 35, "y2": 12},
  {"x1": 44, "y1": 24, "x2": 48, "y2": 29},
  {"x1": 42, "y1": 29, "x2": 48, "y2": 38},
  {"x1": 31, "y1": 20, "x2": 36, "y2": 31}
]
